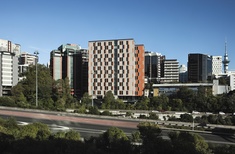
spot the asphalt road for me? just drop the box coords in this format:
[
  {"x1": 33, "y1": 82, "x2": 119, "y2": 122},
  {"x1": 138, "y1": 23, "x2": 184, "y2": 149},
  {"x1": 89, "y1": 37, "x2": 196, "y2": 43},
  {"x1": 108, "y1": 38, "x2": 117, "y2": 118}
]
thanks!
[{"x1": 0, "y1": 108, "x2": 235, "y2": 144}]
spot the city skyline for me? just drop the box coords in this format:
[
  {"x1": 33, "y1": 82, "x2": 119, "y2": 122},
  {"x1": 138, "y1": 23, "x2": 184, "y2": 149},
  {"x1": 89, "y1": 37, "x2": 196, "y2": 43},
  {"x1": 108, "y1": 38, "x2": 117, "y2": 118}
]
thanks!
[{"x1": 1, "y1": 0, "x2": 234, "y2": 70}]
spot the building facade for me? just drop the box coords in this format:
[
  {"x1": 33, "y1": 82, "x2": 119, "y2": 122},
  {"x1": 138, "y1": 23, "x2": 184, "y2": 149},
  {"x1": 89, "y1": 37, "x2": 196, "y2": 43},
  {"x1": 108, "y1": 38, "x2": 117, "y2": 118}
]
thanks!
[
  {"x1": 0, "y1": 39, "x2": 21, "y2": 56},
  {"x1": 0, "y1": 51, "x2": 18, "y2": 96},
  {"x1": 188, "y1": 53, "x2": 212, "y2": 83},
  {"x1": 88, "y1": 39, "x2": 145, "y2": 100},
  {"x1": 179, "y1": 64, "x2": 188, "y2": 83},
  {"x1": 50, "y1": 44, "x2": 88, "y2": 98},
  {"x1": 145, "y1": 51, "x2": 164, "y2": 83},
  {"x1": 18, "y1": 52, "x2": 38, "y2": 77},
  {"x1": 160, "y1": 59, "x2": 179, "y2": 83},
  {"x1": 211, "y1": 56, "x2": 222, "y2": 75}
]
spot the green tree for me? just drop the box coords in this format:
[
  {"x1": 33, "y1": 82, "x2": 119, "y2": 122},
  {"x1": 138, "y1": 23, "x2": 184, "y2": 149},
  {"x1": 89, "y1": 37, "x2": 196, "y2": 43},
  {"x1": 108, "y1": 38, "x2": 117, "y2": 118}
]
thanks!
[
  {"x1": 97, "y1": 127, "x2": 131, "y2": 154},
  {"x1": 65, "y1": 130, "x2": 80, "y2": 141},
  {"x1": 138, "y1": 122, "x2": 172, "y2": 154},
  {"x1": 11, "y1": 83, "x2": 28, "y2": 107},
  {"x1": 3, "y1": 117, "x2": 19, "y2": 136},
  {"x1": 169, "y1": 98, "x2": 184, "y2": 111},
  {"x1": 18, "y1": 122, "x2": 51, "y2": 140},
  {"x1": 149, "y1": 112, "x2": 159, "y2": 120},
  {"x1": 16, "y1": 64, "x2": 53, "y2": 108},
  {"x1": 130, "y1": 131, "x2": 141, "y2": 143},
  {"x1": 81, "y1": 92, "x2": 92, "y2": 107},
  {"x1": 169, "y1": 131, "x2": 212, "y2": 154},
  {"x1": 180, "y1": 114, "x2": 193, "y2": 122},
  {"x1": 176, "y1": 86, "x2": 195, "y2": 111},
  {"x1": 0, "y1": 96, "x2": 16, "y2": 107},
  {"x1": 114, "y1": 98, "x2": 125, "y2": 109},
  {"x1": 88, "y1": 106, "x2": 100, "y2": 115},
  {"x1": 101, "y1": 91, "x2": 115, "y2": 109},
  {"x1": 135, "y1": 97, "x2": 149, "y2": 110}
]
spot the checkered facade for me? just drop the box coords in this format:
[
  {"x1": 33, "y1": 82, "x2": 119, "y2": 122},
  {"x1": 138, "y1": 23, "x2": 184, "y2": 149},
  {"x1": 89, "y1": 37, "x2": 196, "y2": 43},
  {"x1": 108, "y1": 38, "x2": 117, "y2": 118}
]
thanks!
[{"x1": 88, "y1": 39, "x2": 144, "y2": 98}]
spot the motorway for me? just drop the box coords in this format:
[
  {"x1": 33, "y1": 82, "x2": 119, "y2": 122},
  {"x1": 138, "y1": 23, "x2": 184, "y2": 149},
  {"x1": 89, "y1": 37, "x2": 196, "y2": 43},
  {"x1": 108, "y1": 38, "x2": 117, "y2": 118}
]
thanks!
[{"x1": 0, "y1": 107, "x2": 235, "y2": 145}]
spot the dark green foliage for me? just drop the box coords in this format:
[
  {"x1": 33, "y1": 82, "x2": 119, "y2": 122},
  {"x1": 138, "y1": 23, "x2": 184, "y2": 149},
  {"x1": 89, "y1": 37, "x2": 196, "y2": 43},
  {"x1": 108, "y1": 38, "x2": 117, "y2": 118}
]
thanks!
[
  {"x1": 101, "y1": 110, "x2": 112, "y2": 116},
  {"x1": 0, "y1": 117, "x2": 234, "y2": 154},
  {"x1": 180, "y1": 113, "x2": 193, "y2": 122},
  {"x1": 0, "y1": 96, "x2": 16, "y2": 107},
  {"x1": 137, "y1": 122, "x2": 172, "y2": 154},
  {"x1": 169, "y1": 131, "x2": 212, "y2": 154},
  {"x1": 88, "y1": 106, "x2": 100, "y2": 115},
  {"x1": 211, "y1": 145, "x2": 235, "y2": 154},
  {"x1": 81, "y1": 92, "x2": 92, "y2": 106},
  {"x1": 94, "y1": 127, "x2": 132, "y2": 154},
  {"x1": 149, "y1": 112, "x2": 159, "y2": 120}
]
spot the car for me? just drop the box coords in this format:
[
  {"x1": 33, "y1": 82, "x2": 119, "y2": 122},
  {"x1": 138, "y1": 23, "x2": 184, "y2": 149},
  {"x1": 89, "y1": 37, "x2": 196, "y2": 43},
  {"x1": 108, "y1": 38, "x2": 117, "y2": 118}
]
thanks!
[
  {"x1": 205, "y1": 112, "x2": 212, "y2": 115},
  {"x1": 219, "y1": 112, "x2": 225, "y2": 115},
  {"x1": 192, "y1": 111, "x2": 200, "y2": 114}
]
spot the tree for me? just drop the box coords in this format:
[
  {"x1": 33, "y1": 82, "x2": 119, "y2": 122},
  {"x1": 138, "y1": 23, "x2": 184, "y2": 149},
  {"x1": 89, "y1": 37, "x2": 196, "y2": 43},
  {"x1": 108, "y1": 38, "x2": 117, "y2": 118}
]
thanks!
[
  {"x1": 18, "y1": 122, "x2": 51, "y2": 140},
  {"x1": 149, "y1": 112, "x2": 159, "y2": 120},
  {"x1": 3, "y1": 117, "x2": 19, "y2": 136},
  {"x1": 11, "y1": 83, "x2": 28, "y2": 107},
  {"x1": 176, "y1": 86, "x2": 195, "y2": 111},
  {"x1": 97, "y1": 127, "x2": 131, "y2": 154},
  {"x1": 0, "y1": 96, "x2": 16, "y2": 107},
  {"x1": 180, "y1": 114, "x2": 193, "y2": 122},
  {"x1": 137, "y1": 122, "x2": 172, "y2": 153},
  {"x1": 102, "y1": 91, "x2": 115, "y2": 109},
  {"x1": 169, "y1": 98, "x2": 184, "y2": 111},
  {"x1": 81, "y1": 92, "x2": 92, "y2": 107},
  {"x1": 64, "y1": 130, "x2": 80, "y2": 141},
  {"x1": 88, "y1": 106, "x2": 100, "y2": 115},
  {"x1": 169, "y1": 131, "x2": 212, "y2": 154},
  {"x1": 135, "y1": 97, "x2": 149, "y2": 110},
  {"x1": 114, "y1": 98, "x2": 125, "y2": 109},
  {"x1": 15, "y1": 64, "x2": 53, "y2": 108}
]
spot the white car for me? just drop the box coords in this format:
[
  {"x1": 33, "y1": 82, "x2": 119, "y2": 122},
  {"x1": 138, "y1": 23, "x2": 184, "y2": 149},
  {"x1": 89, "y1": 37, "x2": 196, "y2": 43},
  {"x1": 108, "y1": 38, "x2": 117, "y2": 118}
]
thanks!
[
  {"x1": 192, "y1": 111, "x2": 200, "y2": 114},
  {"x1": 219, "y1": 112, "x2": 225, "y2": 115}
]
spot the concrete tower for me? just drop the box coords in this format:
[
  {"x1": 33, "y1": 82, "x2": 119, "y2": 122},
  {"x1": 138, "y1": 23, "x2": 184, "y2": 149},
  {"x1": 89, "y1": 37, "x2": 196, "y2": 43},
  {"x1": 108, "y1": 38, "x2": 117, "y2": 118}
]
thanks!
[{"x1": 222, "y1": 41, "x2": 230, "y2": 73}]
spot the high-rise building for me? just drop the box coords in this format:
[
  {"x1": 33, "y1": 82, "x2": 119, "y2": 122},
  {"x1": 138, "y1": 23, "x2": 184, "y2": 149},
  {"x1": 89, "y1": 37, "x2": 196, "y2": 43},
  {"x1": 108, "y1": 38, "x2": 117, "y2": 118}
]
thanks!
[
  {"x1": 0, "y1": 39, "x2": 21, "y2": 56},
  {"x1": 73, "y1": 49, "x2": 88, "y2": 98},
  {"x1": 211, "y1": 56, "x2": 222, "y2": 75},
  {"x1": 188, "y1": 53, "x2": 212, "y2": 83},
  {"x1": 88, "y1": 38, "x2": 145, "y2": 100},
  {"x1": 50, "y1": 50, "x2": 62, "y2": 81},
  {"x1": 50, "y1": 44, "x2": 88, "y2": 98},
  {"x1": 0, "y1": 51, "x2": 18, "y2": 96},
  {"x1": 179, "y1": 64, "x2": 188, "y2": 83},
  {"x1": 160, "y1": 59, "x2": 179, "y2": 83},
  {"x1": 145, "y1": 51, "x2": 164, "y2": 83},
  {"x1": 18, "y1": 52, "x2": 38, "y2": 76}
]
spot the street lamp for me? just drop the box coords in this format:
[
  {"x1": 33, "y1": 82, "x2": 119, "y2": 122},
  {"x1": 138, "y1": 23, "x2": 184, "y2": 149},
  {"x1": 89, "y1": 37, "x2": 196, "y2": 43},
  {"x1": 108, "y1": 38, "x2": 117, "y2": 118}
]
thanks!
[{"x1": 34, "y1": 51, "x2": 39, "y2": 107}]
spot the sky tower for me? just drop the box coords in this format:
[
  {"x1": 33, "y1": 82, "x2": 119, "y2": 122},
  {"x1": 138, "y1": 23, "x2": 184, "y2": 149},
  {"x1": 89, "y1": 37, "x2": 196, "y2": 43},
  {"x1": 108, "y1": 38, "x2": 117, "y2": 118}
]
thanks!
[{"x1": 222, "y1": 41, "x2": 230, "y2": 73}]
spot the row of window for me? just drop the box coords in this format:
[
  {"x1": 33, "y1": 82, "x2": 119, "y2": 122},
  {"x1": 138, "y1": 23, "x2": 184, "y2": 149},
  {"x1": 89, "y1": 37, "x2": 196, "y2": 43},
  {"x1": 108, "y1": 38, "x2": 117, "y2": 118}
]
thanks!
[
  {"x1": 93, "y1": 41, "x2": 130, "y2": 46},
  {"x1": 93, "y1": 61, "x2": 131, "y2": 66},
  {"x1": 93, "y1": 86, "x2": 130, "y2": 91},
  {"x1": 93, "y1": 90, "x2": 139, "y2": 96},
  {"x1": 94, "y1": 53, "x2": 130, "y2": 58}
]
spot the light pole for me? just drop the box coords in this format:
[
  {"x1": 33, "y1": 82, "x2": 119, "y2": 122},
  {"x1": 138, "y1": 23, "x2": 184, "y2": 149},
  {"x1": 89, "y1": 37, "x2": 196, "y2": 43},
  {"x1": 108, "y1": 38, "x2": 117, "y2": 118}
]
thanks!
[{"x1": 34, "y1": 51, "x2": 39, "y2": 107}]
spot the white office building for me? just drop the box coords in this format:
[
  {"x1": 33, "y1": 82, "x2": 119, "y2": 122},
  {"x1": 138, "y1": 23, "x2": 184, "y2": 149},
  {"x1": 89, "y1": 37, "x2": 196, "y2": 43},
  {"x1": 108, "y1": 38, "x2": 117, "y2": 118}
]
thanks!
[
  {"x1": 0, "y1": 51, "x2": 18, "y2": 96},
  {"x1": 0, "y1": 39, "x2": 21, "y2": 56},
  {"x1": 212, "y1": 56, "x2": 222, "y2": 75}
]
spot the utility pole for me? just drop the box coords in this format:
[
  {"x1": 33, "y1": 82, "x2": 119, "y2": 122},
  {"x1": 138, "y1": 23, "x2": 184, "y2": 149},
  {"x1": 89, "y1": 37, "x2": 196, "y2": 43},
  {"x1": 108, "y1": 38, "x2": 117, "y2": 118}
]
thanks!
[{"x1": 34, "y1": 51, "x2": 39, "y2": 107}]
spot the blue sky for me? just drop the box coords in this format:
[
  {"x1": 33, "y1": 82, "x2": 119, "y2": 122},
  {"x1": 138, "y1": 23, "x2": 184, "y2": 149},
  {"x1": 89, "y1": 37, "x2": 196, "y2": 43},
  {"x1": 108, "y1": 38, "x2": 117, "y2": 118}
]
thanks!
[{"x1": 1, "y1": 0, "x2": 235, "y2": 71}]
